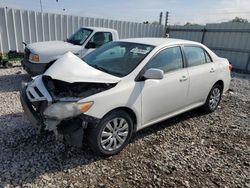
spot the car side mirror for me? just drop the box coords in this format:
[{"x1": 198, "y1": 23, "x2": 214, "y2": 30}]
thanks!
[
  {"x1": 143, "y1": 68, "x2": 164, "y2": 80},
  {"x1": 85, "y1": 42, "x2": 96, "y2": 49}
]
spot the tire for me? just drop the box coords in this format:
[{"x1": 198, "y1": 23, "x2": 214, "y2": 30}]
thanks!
[
  {"x1": 87, "y1": 110, "x2": 133, "y2": 156},
  {"x1": 203, "y1": 84, "x2": 222, "y2": 113}
]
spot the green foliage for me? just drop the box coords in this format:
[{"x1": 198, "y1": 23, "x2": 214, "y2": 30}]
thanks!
[
  {"x1": 230, "y1": 17, "x2": 248, "y2": 23},
  {"x1": 184, "y1": 22, "x2": 203, "y2": 26}
]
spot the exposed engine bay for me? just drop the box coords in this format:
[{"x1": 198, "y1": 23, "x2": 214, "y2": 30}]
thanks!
[{"x1": 42, "y1": 76, "x2": 116, "y2": 101}]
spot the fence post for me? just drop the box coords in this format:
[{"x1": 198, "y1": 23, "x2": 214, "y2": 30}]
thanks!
[
  {"x1": 245, "y1": 53, "x2": 250, "y2": 73},
  {"x1": 0, "y1": 31, "x2": 3, "y2": 54},
  {"x1": 201, "y1": 27, "x2": 206, "y2": 44},
  {"x1": 4, "y1": 7, "x2": 10, "y2": 51}
]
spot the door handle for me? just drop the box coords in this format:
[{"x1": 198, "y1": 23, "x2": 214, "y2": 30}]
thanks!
[
  {"x1": 179, "y1": 76, "x2": 188, "y2": 82},
  {"x1": 210, "y1": 68, "x2": 215, "y2": 73}
]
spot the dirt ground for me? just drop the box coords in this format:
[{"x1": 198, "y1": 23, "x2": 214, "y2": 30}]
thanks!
[{"x1": 0, "y1": 67, "x2": 249, "y2": 188}]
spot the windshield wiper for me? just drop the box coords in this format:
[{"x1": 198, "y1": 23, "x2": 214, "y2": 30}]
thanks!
[
  {"x1": 92, "y1": 64, "x2": 107, "y2": 72},
  {"x1": 91, "y1": 64, "x2": 123, "y2": 77}
]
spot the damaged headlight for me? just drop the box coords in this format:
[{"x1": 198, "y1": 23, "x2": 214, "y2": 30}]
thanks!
[{"x1": 43, "y1": 101, "x2": 93, "y2": 120}]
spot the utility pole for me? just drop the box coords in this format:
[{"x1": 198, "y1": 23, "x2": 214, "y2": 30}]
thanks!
[
  {"x1": 164, "y1": 11, "x2": 169, "y2": 37},
  {"x1": 165, "y1": 11, "x2": 169, "y2": 27},
  {"x1": 159, "y1": 12, "x2": 163, "y2": 25},
  {"x1": 39, "y1": 0, "x2": 43, "y2": 13}
]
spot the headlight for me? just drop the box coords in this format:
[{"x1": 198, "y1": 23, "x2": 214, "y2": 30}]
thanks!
[
  {"x1": 43, "y1": 101, "x2": 93, "y2": 120},
  {"x1": 30, "y1": 53, "x2": 40, "y2": 62}
]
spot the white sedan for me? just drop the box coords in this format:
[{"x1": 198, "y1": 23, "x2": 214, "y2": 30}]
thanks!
[{"x1": 20, "y1": 38, "x2": 231, "y2": 156}]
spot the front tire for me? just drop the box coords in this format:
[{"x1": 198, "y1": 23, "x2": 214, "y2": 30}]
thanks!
[
  {"x1": 87, "y1": 110, "x2": 133, "y2": 156},
  {"x1": 203, "y1": 84, "x2": 222, "y2": 113}
]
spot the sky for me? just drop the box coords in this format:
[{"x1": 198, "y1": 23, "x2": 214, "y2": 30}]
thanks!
[{"x1": 0, "y1": 0, "x2": 250, "y2": 25}]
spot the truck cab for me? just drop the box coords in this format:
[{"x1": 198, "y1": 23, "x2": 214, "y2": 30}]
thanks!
[{"x1": 22, "y1": 27, "x2": 119, "y2": 76}]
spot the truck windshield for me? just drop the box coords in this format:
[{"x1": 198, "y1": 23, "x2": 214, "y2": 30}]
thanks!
[
  {"x1": 83, "y1": 41, "x2": 155, "y2": 77},
  {"x1": 67, "y1": 28, "x2": 92, "y2": 45}
]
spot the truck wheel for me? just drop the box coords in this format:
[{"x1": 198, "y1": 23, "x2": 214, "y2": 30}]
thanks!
[
  {"x1": 203, "y1": 84, "x2": 222, "y2": 113},
  {"x1": 87, "y1": 110, "x2": 133, "y2": 156}
]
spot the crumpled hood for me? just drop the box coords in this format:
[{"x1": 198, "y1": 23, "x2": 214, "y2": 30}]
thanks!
[
  {"x1": 27, "y1": 41, "x2": 81, "y2": 55},
  {"x1": 43, "y1": 52, "x2": 121, "y2": 84}
]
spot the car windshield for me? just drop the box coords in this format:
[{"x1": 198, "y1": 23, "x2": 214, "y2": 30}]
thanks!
[
  {"x1": 67, "y1": 28, "x2": 92, "y2": 45},
  {"x1": 82, "y1": 41, "x2": 155, "y2": 77}
]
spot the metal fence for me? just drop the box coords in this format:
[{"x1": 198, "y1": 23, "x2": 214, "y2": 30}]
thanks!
[
  {"x1": 169, "y1": 23, "x2": 250, "y2": 73},
  {"x1": 0, "y1": 7, "x2": 165, "y2": 54}
]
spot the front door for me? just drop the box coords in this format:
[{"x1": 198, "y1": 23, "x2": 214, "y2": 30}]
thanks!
[{"x1": 140, "y1": 46, "x2": 189, "y2": 127}]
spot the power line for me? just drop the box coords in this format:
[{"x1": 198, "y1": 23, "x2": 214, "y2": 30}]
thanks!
[{"x1": 39, "y1": 0, "x2": 43, "y2": 12}]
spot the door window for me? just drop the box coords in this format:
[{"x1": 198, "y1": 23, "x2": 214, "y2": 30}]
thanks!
[
  {"x1": 88, "y1": 32, "x2": 113, "y2": 48},
  {"x1": 184, "y1": 46, "x2": 209, "y2": 67},
  {"x1": 145, "y1": 47, "x2": 183, "y2": 73}
]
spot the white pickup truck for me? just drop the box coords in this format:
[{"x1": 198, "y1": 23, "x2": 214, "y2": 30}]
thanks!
[{"x1": 21, "y1": 27, "x2": 119, "y2": 76}]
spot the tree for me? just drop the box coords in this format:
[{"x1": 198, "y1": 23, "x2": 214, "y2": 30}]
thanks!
[
  {"x1": 184, "y1": 22, "x2": 202, "y2": 26},
  {"x1": 230, "y1": 17, "x2": 248, "y2": 23},
  {"x1": 152, "y1": 21, "x2": 160, "y2": 25},
  {"x1": 185, "y1": 22, "x2": 191, "y2": 26}
]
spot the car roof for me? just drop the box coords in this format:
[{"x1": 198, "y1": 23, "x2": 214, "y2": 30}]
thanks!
[
  {"x1": 81, "y1": 27, "x2": 117, "y2": 32},
  {"x1": 118, "y1": 37, "x2": 201, "y2": 47}
]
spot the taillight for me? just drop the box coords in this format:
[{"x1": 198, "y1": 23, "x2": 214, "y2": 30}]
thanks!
[{"x1": 229, "y1": 64, "x2": 233, "y2": 71}]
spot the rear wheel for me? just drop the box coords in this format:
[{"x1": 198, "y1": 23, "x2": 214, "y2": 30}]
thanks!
[
  {"x1": 87, "y1": 110, "x2": 133, "y2": 156},
  {"x1": 203, "y1": 84, "x2": 222, "y2": 113}
]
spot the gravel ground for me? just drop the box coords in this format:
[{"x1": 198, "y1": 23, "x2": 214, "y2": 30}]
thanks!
[{"x1": 0, "y1": 67, "x2": 249, "y2": 188}]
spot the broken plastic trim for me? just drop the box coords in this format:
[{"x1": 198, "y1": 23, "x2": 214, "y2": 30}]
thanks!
[{"x1": 42, "y1": 76, "x2": 117, "y2": 100}]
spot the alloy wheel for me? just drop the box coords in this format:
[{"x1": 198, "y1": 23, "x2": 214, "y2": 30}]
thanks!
[
  {"x1": 209, "y1": 87, "x2": 221, "y2": 110},
  {"x1": 100, "y1": 117, "x2": 129, "y2": 151}
]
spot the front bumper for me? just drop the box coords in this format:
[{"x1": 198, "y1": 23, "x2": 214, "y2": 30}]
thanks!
[
  {"x1": 20, "y1": 86, "x2": 44, "y2": 131},
  {"x1": 21, "y1": 60, "x2": 48, "y2": 76},
  {"x1": 20, "y1": 81, "x2": 101, "y2": 147}
]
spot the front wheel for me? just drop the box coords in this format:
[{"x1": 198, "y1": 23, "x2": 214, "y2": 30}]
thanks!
[
  {"x1": 203, "y1": 84, "x2": 222, "y2": 113},
  {"x1": 87, "y1": 110, "x2": 133, "y2": 156}
]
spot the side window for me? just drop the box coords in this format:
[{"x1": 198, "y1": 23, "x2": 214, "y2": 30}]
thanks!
[
  {"x1": 89, "y1": 32, "x2": 113, "y2": 48},
  {"x1": 145, "y1": 47, "x2": 183, "y2": 73},
  {"x1": 184, "y1": 46, "x2": 207, "y2": 67}
]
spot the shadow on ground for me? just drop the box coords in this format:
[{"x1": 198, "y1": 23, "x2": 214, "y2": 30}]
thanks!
[{"x1": 0, "y1": 72, "x2": 30, "y2": 92}]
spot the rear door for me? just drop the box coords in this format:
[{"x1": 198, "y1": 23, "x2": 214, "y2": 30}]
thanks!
[{"x1": 183, "y1": 46, "x2": 217, "y2": 105}]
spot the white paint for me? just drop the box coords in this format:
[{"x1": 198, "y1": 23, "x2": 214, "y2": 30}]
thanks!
[
  {"x1": 26, "y1": 38, "x2": 231, "y2": 135},
  {"x1": 44, "y1": 52, "x2": 121, "y2": 84}
]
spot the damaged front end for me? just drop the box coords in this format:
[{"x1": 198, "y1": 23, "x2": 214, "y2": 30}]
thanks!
[{"x1": 20, "y1": 75, "x2": 116, "y2": 147}]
